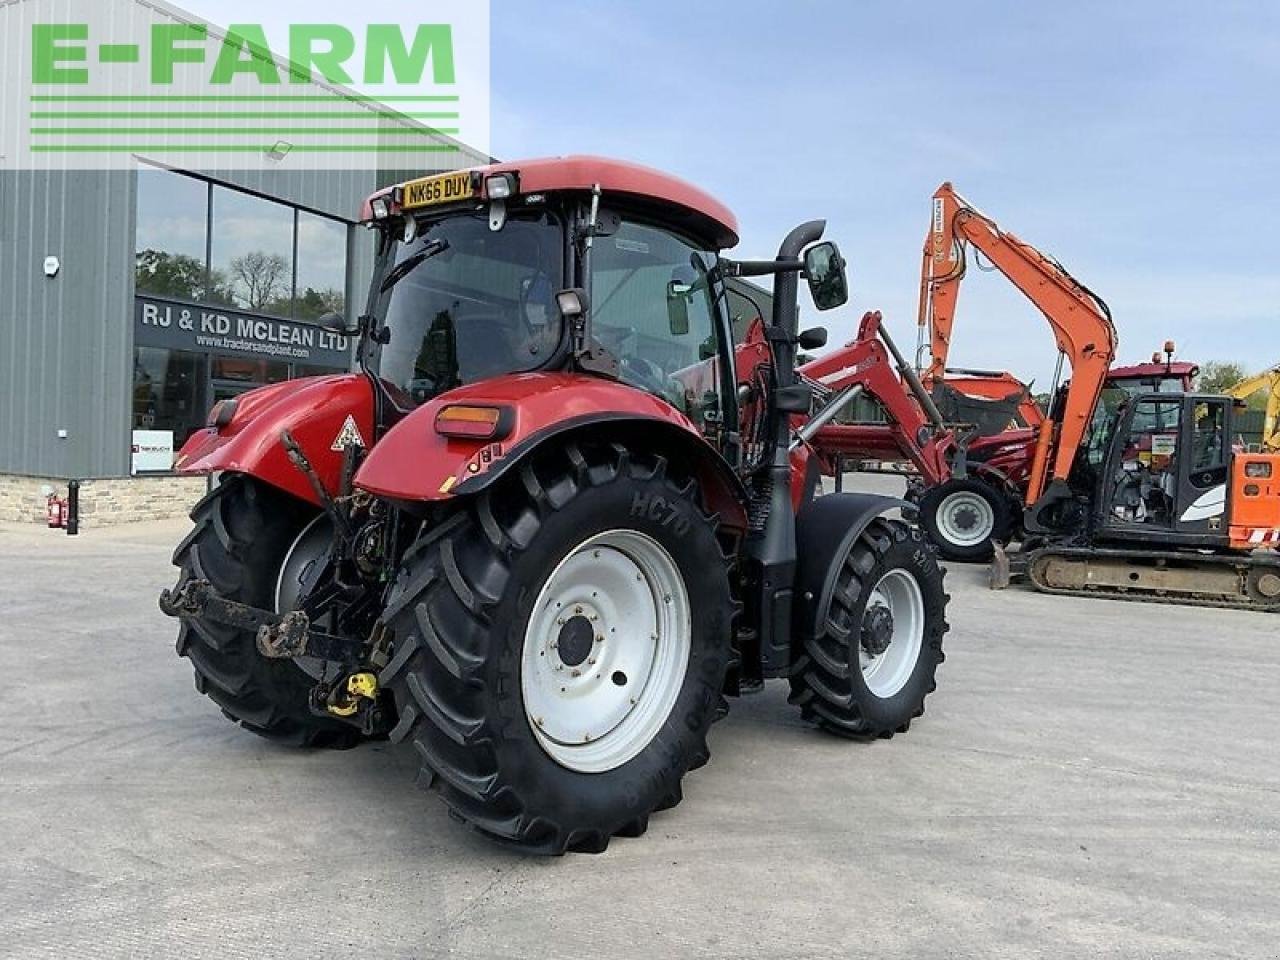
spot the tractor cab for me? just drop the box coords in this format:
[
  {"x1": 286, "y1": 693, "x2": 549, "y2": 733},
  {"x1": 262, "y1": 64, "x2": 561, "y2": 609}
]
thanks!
[{"x1": 347, "y1": 158, "x2": 746, "y2": 454}]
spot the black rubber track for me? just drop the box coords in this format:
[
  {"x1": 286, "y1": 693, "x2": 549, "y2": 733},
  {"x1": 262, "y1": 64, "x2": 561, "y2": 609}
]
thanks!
[
  {"x1": 919, "y1": 477, "x2": 1015, "y2": 562},
  {"x1": 170, "y1": 475, "x2": 362, "y2": 748},
  {"x1": 788, "y1": 518, "x2": 949, "y2": 739},
  {"x1": 380, "y1": 440, "x2": 735, "y2": 855}
]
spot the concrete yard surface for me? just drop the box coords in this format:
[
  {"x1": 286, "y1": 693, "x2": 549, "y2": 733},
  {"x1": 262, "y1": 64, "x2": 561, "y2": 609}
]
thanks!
[{"x1": 0, "y1": 507, "x2": 1277, "y2": 960}]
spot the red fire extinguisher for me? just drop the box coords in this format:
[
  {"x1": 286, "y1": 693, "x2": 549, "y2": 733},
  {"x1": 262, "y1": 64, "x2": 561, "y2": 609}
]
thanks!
[{"x1": 47, "y1": 493, "x2": 65, "y2": 529}]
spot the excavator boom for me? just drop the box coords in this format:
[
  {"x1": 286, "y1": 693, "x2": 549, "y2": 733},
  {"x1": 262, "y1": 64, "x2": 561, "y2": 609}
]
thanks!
[{"x1": 919, "y1": 183, "x2": 1118, "y2": 507}]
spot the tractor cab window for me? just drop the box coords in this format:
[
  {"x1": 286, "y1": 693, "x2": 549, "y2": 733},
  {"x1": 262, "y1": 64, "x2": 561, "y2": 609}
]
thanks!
[
  {"x1": 591, "y1": 222, "x2": 721, "y2": 424},
  {"x1": 379, "y1": 212, "x2": 564, "y2": 403},
  {"x1": 1083, "y1": 386, "x2": 1131, "y2": 468}
]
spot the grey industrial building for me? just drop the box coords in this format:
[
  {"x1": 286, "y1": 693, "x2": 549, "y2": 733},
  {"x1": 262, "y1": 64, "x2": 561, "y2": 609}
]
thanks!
[{"x1": 0, "y1": 0, "x2": 487, "y2": 520}]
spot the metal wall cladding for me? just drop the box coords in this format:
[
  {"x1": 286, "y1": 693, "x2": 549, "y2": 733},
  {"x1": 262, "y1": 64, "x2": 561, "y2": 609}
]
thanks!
[
  {"x1": 0, "y1": 0, "x2": 490, "y2": 479},
  {"x1": 0, "y1": 167, "x2": 138, "y2": 478}
]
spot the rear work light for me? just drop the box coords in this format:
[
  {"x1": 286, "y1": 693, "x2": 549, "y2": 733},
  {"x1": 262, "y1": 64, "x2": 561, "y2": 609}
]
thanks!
[
  {"x1": 485, "y1": 173, "x2": 516, "y2": 199},
  {"x1": 435, "y1": 405, "x2": 513, "y2": 441}
]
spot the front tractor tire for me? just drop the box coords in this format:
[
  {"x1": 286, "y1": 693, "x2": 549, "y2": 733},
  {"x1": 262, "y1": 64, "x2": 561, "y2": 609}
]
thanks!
[
  {"x1": 381, "y1": 441, "x2": 734, "y2": 855},
  {"x1": 919, "y1": 477, "x2": 1014, "y2": 562},
  {"x1": 170, "y1": 475, "x2": 361, "y2": 747},
  {"x1": 789, "y1": 518, "x2": 948, "y2": 739}
]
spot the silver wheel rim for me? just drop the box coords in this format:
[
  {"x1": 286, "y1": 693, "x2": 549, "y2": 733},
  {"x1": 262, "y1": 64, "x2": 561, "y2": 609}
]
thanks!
[
  {"x1": 274, "y1": 514, "x2": 332, "y2": 679},
  {"x1": 521, "y1": 529, "x2": 691, "y2": 774},
  {"x1": 936, "y1": 490, "x2": 995, "y2": 548},
  {"x1": 859, "y1": 569, "x2": 925, "y2": 699}
]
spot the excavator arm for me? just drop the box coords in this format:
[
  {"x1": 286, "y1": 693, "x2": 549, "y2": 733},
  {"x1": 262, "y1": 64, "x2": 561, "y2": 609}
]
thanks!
[
  {"x1": 918, "y1": 183, "x2": 1118, "y2": 505},
  {"x1": 1227, "y1": 364, "x2": 1280, "y2": 451}
]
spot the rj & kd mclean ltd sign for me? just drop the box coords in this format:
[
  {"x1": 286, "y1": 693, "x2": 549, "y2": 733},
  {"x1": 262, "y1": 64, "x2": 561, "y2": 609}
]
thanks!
[{"x1": 135, "y1": 296, "x2": 351, "y2": 367}]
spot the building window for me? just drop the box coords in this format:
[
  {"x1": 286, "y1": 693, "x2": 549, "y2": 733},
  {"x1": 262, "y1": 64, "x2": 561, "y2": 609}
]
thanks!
[
  {"x1": 133, "y1": 347, "x2": 206, "y2": 449},
  {"x1": 209, "y1": 186, "x2": 296, "y2": 315},
  {"x1": 295, "y1": 211, "x2": 349, "y2": 321},
  {"x1": 135, "y1": 168, "x2": 211, "y2": 301}
]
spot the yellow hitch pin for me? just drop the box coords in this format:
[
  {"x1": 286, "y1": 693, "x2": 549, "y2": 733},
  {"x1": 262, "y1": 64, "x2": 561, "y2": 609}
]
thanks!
[{"x1": 326, "y1": 672, "x2": 379, "y2": 717}]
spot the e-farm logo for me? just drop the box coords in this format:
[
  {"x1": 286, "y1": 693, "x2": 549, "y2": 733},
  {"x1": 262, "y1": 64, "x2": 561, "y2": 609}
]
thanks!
[{"x1": 0, "y1": 0, "x2": 490, "y2": 169}]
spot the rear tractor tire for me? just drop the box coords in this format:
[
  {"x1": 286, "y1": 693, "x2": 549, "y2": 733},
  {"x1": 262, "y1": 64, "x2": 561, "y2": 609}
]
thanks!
[
  {"x1": 919, "y1": 477, "x2": 1014, "y2": 562},
  {"x1": 381, "y1": 441, "x2": 734, "y2": 854},
  {"x1": 789, "y1": 518, "x2": 948, "y2": 739},
  {"x1": 170, "y1": 475, "x2": 363, "y2": 748}
]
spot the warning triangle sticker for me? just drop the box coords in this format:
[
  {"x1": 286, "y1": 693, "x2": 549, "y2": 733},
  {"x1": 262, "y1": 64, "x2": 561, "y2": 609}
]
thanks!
[{"x1": 331, "y1": 415, "x2": 366, "y2": 451}]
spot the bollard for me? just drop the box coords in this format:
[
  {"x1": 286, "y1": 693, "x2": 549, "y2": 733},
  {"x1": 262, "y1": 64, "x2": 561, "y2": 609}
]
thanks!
[{"x1": 66, "y1": 480, "x2": 80, "y2": 536}]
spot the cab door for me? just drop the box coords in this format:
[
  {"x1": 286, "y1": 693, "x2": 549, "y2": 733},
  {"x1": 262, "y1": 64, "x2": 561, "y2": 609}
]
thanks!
[
  {"x1": 1174, "y1": 397, "x2": 1231, "y2": 535},
  {"x1": 589, "y1": 217, "x2": 738, "y2": 454},
  {"x1": 1099, "y1": 395, "x2": 1183, "y2": 535}
]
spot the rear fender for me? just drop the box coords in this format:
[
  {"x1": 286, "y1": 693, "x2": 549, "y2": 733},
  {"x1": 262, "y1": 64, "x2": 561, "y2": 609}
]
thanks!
[
  {"x1": 174, "y1": 374, "x2": 375, "y2": 506},
  {"x1": 354, "y1": 372, "x2": 749, "y2": 530},
  {"x1": 792, "y1": 493, "x2": 916, "y2": 642}
]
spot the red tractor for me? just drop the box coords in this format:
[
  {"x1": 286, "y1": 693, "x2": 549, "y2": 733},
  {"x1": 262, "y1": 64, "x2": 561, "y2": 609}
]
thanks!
[{"x1": 160, "y1": 157, "x2": 949, "y2": 854}]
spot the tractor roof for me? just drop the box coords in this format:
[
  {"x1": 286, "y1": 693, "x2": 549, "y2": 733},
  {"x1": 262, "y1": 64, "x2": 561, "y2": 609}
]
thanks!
[
  {"x1": 364, "y1": 155, "x2": 739, "y2": 249},
  {"x1": 1110, "y1": 360, "x2": 1200, "y2": 381}
]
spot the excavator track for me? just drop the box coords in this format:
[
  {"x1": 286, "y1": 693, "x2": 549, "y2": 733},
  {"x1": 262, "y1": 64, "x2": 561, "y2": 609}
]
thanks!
[{"x1": 1024, "y1": 544, "x2": 1280, "y2": 613}]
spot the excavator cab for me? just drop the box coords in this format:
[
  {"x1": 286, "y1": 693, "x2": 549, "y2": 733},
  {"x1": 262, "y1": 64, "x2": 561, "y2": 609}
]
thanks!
[{"x1": 1094, "y1": 393, "x2": 1235, "y2": 547}]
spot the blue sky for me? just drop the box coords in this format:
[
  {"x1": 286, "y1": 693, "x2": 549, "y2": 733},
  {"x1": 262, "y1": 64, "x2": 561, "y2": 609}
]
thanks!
[{"x1": 184, "y1": 0, "x2": 1280, "y2": 386}]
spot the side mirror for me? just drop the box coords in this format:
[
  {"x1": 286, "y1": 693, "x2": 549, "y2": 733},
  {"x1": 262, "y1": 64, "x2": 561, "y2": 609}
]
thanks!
[
  {"x1": 316, "y1": 310, "x2": 356, "y2": 336},
  {"x1": 804, "y1": 241, "x2": 849, "y2": 311},
  {"x1": 667, "y1": 281, "x2": 691, "y2": 336},
  {"x1": 798, "y1": 326, "x2": 828, "y2": 350}
]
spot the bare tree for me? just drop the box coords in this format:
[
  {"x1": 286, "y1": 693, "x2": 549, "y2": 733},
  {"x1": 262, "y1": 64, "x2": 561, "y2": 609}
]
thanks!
[{"x1": 230, "y1": 251, "x2": 290, "y2": 311}]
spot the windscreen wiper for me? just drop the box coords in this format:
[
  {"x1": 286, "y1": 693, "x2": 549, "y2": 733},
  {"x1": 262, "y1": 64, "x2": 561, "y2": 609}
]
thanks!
[{"x1": 380, "y1": 238, "x2": 450, "y2": 293}]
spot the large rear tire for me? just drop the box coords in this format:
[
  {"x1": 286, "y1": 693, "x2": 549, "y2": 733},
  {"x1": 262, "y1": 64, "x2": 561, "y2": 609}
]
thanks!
[
  {"x1": 381, "y1": 441, "x2": 734, "y2": 854},
  {"x1": 789, "y1": 518, "x2": 948, "y2": 738},
  {"x1": 170, "y1": 475, "x2": 361, "y2": 747},
  {"x1": 919, "y1": 477, "x2": 1013, "y2": 562}
]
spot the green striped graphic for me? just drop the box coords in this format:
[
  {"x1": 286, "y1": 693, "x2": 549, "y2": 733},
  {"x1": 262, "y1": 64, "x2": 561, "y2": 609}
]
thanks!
[
  {"x1": 29, "y1": 144, "x2": 462, "y2": 153},
  {"x1": 31, "y1": 94, "x2": 460, "y2": 103},
  {"x1": 31, "y1": 111, "x2": 459, "y2": 119},
  {"x1": 31, "y1": 128, "x2": 461, "y2": 136}
]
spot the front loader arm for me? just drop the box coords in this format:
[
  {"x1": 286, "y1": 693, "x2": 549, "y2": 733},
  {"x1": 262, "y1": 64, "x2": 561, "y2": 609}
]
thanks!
[
  {"x1": 920, "y1": 182, "x2": 1117, "y2": 503},
  {"x1": 800, "y1": 312, "x2": 956, "y2": 485}
]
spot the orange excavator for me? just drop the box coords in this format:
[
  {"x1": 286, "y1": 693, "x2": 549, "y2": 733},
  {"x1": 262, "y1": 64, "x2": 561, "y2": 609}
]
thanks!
[
  {"x1": 802, "y1": 184, "x2": 1192, "y2": 561},
  {"x1": 892, "y1": 182, "x2": 1118, "y2": 555}
]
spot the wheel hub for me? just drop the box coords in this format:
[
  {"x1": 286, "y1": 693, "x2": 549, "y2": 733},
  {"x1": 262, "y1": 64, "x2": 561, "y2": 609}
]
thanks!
[
  {"x1": 556, "y1": 615, "x2": 596, "y2": 667},
  {"x1": 861, "y1": 604, "x2": 895, "y2": 657},
  {"x1": 951, "y1": 505, "x2": 980, "y2": 532},
  {"x1": 858, "y1": 570, "x2": 926, "y2": 699},
  {"x1": 937, "y1": 489, "x2": 996, "y2": 548},
  {"x1": 521, "y1": 530, "x2": 691, "y2": 774}
]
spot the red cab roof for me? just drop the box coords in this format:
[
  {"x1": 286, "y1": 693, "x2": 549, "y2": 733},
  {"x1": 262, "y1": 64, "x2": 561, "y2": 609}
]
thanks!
[
  {"x1": 1109, "y1": 360, "x2": 1200, "y2": 382},
  {"x1": 364, "y1": 155, "x2": 739, "y2": 249}
]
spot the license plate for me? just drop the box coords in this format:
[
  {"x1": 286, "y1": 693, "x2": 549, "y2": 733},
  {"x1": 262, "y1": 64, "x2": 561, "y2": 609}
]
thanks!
[{"x1": 402, "y1": 171, "x2": 477, "y2": 210}]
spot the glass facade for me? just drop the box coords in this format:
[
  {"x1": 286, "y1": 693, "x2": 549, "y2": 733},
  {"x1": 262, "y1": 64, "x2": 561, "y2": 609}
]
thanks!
[
  {"x1": 135, "y1": 166, "x2": 351, "y2": 322},
  {"x1": 132, "y1": 166, "x2": 353, "y2": 471}
]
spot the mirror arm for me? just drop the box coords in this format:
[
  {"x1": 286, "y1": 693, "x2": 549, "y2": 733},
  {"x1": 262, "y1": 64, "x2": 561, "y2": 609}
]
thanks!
[{"x1": 720, "y1": 257, "x2": 803, "y2": 279}]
